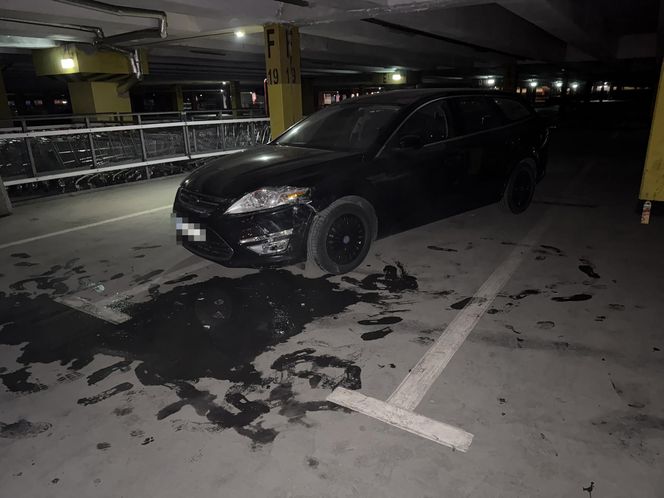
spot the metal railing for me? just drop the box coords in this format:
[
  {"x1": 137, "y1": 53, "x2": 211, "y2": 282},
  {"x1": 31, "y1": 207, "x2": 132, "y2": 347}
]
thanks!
[{"x1": 0, "y1": 110, "x2": 271, "y2": 186}]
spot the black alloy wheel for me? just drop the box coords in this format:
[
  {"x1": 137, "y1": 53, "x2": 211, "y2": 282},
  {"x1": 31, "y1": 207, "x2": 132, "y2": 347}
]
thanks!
[{"x1": 325, "y1": 213, "x2": 366, "y2": 266}]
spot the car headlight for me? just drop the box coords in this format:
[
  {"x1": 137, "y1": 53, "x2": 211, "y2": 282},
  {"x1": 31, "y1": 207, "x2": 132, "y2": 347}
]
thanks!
[{"x1": 224, "y1": 186, "x2": 310, "y2": 214}]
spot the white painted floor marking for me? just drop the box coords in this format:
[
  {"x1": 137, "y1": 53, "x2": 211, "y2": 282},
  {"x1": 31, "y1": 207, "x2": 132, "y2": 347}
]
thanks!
[
  {"x1": 56, "y1": 259, "x2": 212, "y2": 324},
  {"x1": 387, "y1": 219, "x2": 550, "y2": 410},
  {"x1": 327, "y1": 219, "x2": 548, "y2": 450},
  {"x1": 55, "y1": 295, "x2": 131, "y2": 325},
  {"x1": 328, "y1": 388, "x2": 474, "y2": 452},
  {"x1": 327, "y1": 163, "x2": 594, "y2": 451},
  {"x1": 0, "y1": 205, "x2": 172, "y2": 250},
  {"x1": 96, "y1": 260, "x2": 212, "y2": 309}
]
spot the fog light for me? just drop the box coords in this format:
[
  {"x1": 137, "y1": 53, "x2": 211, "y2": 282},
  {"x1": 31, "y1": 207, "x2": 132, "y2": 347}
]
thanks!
[
  {"x1": 247, "y1": 238, "x2": 290, "y2": 255},
  {"x1": 241, "y1": 228, "x2": 292, "y2": 255}
]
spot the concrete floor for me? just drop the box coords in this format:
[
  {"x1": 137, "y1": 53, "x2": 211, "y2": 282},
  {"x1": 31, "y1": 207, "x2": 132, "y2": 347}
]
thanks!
[{"x1": 1, "y1": 127, "x2": 663, "y2": 497}]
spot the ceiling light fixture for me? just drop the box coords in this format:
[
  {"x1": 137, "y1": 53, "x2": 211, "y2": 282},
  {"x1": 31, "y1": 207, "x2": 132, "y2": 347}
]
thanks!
[
  {"x1": 529, "y1": 81, "x2": 538, "y2": 88},
  {"x1": 60, "y1": 57, "x2": 75, "y2": 69},
  {"x1": 486, "y1": 78, "x2": 496, "y2": 86},
  {"x1": 391, "y1": 73, "x2": 402, "y2": 82},
  {"x1": 234, "y1": 30, "x2": 245, "y2": 39}
]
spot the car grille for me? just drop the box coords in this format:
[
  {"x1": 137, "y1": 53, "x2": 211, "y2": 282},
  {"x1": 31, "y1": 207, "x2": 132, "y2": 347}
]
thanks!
[
  {"x1": 184, "y1": 229, "x2": 234, "y2": 261},
  {"x1": 177, "y1": 188, "x2": 229, "y2": 216}
]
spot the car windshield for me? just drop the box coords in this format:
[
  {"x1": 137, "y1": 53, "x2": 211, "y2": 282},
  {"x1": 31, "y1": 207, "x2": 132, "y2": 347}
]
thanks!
[{"x1": 275, "y1": 104, "x2": 401, "y2": 152}]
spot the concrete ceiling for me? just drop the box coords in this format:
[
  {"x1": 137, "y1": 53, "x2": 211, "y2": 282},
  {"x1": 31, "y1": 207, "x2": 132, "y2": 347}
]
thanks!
[{"x1": 0, "y1": 0, "x2": 661, "y2": 86}]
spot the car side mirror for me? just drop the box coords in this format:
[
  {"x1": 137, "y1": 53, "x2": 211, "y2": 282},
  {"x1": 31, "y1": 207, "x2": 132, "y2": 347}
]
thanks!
[{"x1": 397, "y1": 134, "x2": 423, "y2": 150}]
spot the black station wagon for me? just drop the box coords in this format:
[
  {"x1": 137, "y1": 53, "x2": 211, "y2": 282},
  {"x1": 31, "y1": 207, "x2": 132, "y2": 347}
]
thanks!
[{"x1": 173, "y1": 89, "x2": 549, "y2": 274}]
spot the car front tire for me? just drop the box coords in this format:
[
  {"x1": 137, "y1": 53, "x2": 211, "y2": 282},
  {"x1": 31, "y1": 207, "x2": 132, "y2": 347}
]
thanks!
[
  {"x1": 502, "y1": 161, "x2": 536, "y2": 214},
  {"x1": 307, "y1": 196, "x2": 377, "y2": 275}
]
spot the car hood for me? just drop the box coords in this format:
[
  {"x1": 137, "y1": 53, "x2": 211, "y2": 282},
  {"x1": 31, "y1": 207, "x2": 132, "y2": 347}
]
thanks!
[{"x1": 181, "y1": 145, "x2": 361, "y2": 199}]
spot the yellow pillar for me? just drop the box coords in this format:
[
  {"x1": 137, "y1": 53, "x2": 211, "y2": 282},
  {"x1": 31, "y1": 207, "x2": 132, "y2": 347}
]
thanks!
[
  {"x1": 172, "y1": 84, "x2": 184, "y2": 112},
  {"x1": 67, "y1": 81, "x2": 132, "y2": 116},
  {"x1": 0, "y1": 73, "x2": 11, "y2": 127},
  {"x1": 264, "y1": 23, "x2": 302, "y2": 136},
  {"x1": 640, "y1": 61, "x2": 664, "y2": 202},
  {"x1": 230, "y1": 81, "x2": 242, "y2": 117}
]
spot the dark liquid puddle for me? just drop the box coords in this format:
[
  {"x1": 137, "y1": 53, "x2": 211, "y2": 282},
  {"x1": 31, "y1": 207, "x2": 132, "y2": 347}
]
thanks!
[{"x1": 0, "y1": 269, "x2": 385, "y2": 447}]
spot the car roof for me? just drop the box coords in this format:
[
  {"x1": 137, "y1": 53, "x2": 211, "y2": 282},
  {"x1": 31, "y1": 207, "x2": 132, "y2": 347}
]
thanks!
[{"x1": 338, "y1": 88, "x2": 516, "y2": 107}]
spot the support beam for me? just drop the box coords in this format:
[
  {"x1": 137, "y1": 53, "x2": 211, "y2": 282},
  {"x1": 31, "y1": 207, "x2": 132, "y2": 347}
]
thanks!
[
  {"x1": 264, "y1": 23, "x2": 302, "y2": 136},
  {"x1": 0, "y1": 72, "x2": 11, "y2": 127},
  {"x1": 0, "y1": 176, "x2": 12, "y2": 217},
  {"x1": 640, "y1": 61, "x2": 664, "y2": 204},
  {"x1": 502, "y1": 63, "x2": 517, "y2": 93},
  {"x1": 172, "y1": 84, "x2": 184, "y2": 112},
  {"x1": 229, "y1": 81, "x2": 241, "y2": 117}
]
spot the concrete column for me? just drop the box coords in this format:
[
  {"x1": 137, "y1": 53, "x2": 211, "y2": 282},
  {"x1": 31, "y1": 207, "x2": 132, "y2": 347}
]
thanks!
[
  {"x1": 0, "y1": 72, "x2": 12, "y2": 127},
  {"x1": 0, "y1": 176, "x2": 12, "y2": 217},
  {"x1": 172, "y1": 84, "x2": 184, "y2": 112},
  {"x1": 658, "y1": 0, "x2": 664, "y2": 62},
  {"x1": 263, "y1": 23, "x2": 302, "y2": 136},
  {"x1": 502, "y1": 64, "x2": 517, "y2": 93},
  {"x1": 301, "y1": 77, "x2": 315, "y2": 116},
  {"x1": 230, "y1": 81, "x2": 242, "y2": 117},
  {"x1": 640, "y1": 61, "x2": 664, "y2": 203},
  {"x1": 67, "y1": 81, "x2": 132, "y2": 117}
]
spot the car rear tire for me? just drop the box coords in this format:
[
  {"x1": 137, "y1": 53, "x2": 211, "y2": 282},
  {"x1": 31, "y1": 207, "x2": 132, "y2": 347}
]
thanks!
[
  {"x1": 307, "y1": 196, "x2": 377, "y2": 275},
  {"x1": 502, "y1": 161, "x2": 536, "y2": 214}
]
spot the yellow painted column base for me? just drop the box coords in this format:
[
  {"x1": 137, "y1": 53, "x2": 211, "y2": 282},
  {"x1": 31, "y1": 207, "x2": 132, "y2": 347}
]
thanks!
[{"x1": 267, "y1": 83, "x2": 302, "y2": 136}]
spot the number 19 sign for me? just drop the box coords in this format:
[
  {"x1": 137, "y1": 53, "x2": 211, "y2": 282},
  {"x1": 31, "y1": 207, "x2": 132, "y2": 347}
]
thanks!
[{"x1": 264, "y1": 24, "x2": 301, "y2": 86}]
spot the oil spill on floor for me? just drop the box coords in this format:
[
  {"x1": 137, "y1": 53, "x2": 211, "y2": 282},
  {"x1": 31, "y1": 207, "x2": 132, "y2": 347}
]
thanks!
[
  {"x1": 510, "y1": 289, "x2": 541, "y2": 300},
  {"x1": 360, "y1": 327, "x2": 393, "y2": 341},
  {"x1": 427, "y1": 245, "x2": 458, "y2": 253},
  {"x1": 450, "y1": 297, "x2": 472, "y2": 310},
  {"x1": 9, "y1": 259, "x2": 86, "y2": 296},
  {"x1": 341, "y1": 263, "x2": 418, "y2": 293},
  {"x1": 0, "y1": 267, "x2": 404, "y2": 446},
  {"x1": 552, "y1": 294, "x2": 593, "y2": 302},
  {"x1": 0, "y1": 419, "x2": 52, "y2": 439},
  {"x1": 579, "y1": 259, "x2": 601, "y2": 279},
  {"x1": 357, "y1": 316, "x2": 402, "y2": 326}
]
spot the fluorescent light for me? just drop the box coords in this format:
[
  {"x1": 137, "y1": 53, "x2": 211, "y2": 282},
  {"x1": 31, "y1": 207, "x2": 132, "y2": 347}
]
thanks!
[
  {"x1": 529, "y1": 81, "x2": 538, "y2": 88},
  {"x1": 60, "y1": 57, "x2": 75, "y2": 69},
  {"x1": 234, "y1": 30, "x2": 245, "y2": 38},
  {"x1": 391, "y1": 73, "x2": 402, "y2": 82},
  {"x1": 486, "y1": 78, "x2": 496, "y2": 86}
]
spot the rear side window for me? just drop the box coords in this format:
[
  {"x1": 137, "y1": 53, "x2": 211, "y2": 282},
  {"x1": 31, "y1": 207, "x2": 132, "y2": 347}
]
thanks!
[
  {"x1": 395, "y1": 101, "x2": 448, "y2": 145},
  {"x1": 494, "y1": 98, "x2": 532, "y2": 122},
  {"x1": 449, "y1": 97, "x2": 503, "y2": 135}
]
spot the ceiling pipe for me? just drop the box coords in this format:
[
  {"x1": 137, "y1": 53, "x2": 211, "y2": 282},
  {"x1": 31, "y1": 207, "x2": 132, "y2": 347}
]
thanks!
[
  {"x1": 0, "y1": 16, "x2": 104, "y2": 41},
  {"x1": 52, "y1": 0, "x2": 170, "y2": 91},
  {"x1": 54, "y1": 0, "x2": 168, "y2": 40}
]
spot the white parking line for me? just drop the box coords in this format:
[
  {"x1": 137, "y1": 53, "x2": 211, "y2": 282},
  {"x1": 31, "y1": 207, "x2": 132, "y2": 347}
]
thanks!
[
  {"x1": 0, "y1": 205, "x2": 172, "y2": 250},
  {"x1": 328, "y1": 388, "x2": 474, "y2": 452},
  {"x1": 56, "y1": 259, "x2": 212, "y2": 324},
  {"x1": 327, "y1": 164, "x2": 594, "y2": 451},
  {"x1": 386, "y1": 219, "x2": 550, "y2": 410},
  {"x1": 327, "y1": 219, "x2": 549, "y2": 451}
]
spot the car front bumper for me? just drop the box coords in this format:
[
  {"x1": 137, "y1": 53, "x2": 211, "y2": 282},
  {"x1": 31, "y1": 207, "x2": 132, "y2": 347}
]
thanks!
[{"x1": 173, "y1": 188, "x2": 315, "y2": 268}]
